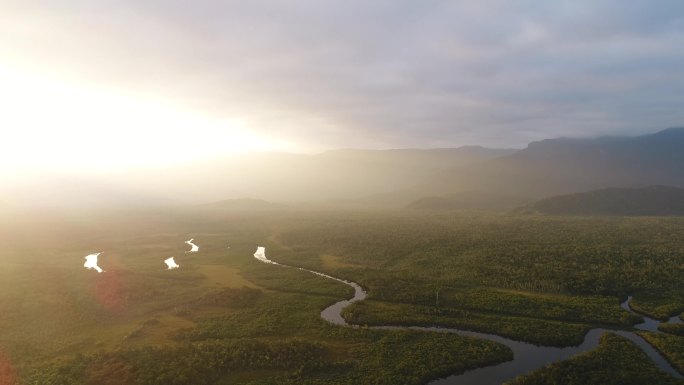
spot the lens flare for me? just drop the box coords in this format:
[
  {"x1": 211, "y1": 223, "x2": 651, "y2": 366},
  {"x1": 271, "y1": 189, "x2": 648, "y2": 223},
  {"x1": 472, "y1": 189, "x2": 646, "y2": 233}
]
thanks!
[
  {"x1": 0, "y1": 350, "x2": 17, "y2": 385},
  {"x1": 91, "y1": 269, "x2": 126, "y2": 313}
]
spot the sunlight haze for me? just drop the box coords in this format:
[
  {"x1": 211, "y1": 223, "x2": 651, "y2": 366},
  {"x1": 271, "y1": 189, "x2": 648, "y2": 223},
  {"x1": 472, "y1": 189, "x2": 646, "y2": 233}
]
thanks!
[
  {"x1": 3, "y1": 0, "x2": 683, "y2": 179},
  {"x1": 1, "y1": 1, "x2": 683, "y2": 208},
  {"x1": 1, "y1": 3, "x2": 684, "y2": 385},
  {"x1": 0, "y1": 65, "x2": 295, "y2": 175}
]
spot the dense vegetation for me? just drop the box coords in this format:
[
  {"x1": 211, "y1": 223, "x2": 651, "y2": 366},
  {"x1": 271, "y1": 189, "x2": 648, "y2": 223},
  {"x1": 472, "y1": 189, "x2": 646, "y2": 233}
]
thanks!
[
  {"x1": 343, "y1": 300, "x2": 591, "y2": 346},
  {"x1": 25, "y1": 339, "x2": 326, "y2": 385},
  {"x1": 638, "y1": 332, "x2": 684, "y2": 374},
  {"x1": 1, "y1": 209, "x2": 684, "y2": 384},
  {"x1": 370, "y1": 286, "x2": 639, "y2": 326},
  {"x1": 630, "y1": 295, "x2": 684, "y2": 320},
  {"x1": 660, "y1": 323, "x2": 684, "y2": 337},
  {"x1": 506, "y1": 333, "x2": 684, "y2": 385},
  {"x1": 0, "y1": 209, "x2": 512, "y2": 385},
  {"x1": 520, "y1": 185, "x2": 684, "y2": 216},
  {"x1": 279, "y1": 213, "x2": 684, "y2": 319}
]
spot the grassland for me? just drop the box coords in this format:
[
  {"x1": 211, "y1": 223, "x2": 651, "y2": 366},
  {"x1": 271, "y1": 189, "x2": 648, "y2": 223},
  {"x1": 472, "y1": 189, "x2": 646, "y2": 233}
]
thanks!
[
  {"x1": 0, "y1": 209, "x2": 510, "y2": 385},
  {"x1": 1, "y1": 208, "x2": 684, "y2": 384}
]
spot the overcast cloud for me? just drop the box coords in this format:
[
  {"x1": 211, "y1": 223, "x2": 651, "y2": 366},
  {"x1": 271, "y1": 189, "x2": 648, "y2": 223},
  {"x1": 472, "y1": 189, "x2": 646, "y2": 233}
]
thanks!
[{"x1": 2, "y1": 0, "x2": 684, "y2": 150}]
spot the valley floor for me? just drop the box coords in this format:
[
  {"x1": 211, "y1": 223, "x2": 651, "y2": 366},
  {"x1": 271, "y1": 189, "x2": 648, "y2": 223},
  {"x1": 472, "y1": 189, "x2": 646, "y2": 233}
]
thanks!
[{"x1": 1, "y1": 209, "x2": 683, "y2": 384}]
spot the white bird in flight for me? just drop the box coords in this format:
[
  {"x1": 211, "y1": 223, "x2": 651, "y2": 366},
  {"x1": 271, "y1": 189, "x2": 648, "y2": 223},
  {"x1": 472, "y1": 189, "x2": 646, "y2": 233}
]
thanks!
[
  {"x1": 164, "y1": 257, "x2": 180, "y2": 270},
  {"x1": 84, "y1": 253, "x2": 104, "y2": 273}
]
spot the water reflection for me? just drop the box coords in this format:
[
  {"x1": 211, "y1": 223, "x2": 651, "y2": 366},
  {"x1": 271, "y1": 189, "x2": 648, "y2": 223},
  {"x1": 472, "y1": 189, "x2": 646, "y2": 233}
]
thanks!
[
  {"x1": 164, "y1": 257, "x2": 179, "y2": 270},
  {"x1": 185, "y1": 238, "x2": 199, "y2": 253},
  {"x1": 83, "y1": 252, "x2": 104, "y2": 273},
  {"x1": 254, "y1": 248, "x2": 684, "y2": 384},
  {"x1": 621, "y1": 296, "x2": 683, "y2": 331},
  {"x1": 253, "y1": 246, "x2": 275, "y2": 264}
]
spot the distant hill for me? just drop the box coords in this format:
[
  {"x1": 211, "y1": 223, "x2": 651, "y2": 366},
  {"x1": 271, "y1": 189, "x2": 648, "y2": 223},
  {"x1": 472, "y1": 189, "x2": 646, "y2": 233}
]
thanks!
[
  {"x1": 424, "y1": 127, "x2": 684, "y2": 199},
  {"x1": 2, "y1": 146, "x2": 515, "y2": 208},
  {"x1": 519, "y1": 186, "x2": 684, "y2": 216},
  {"x1": 406, "y1": 191, "x2": 531, "y2": 211},
  {"x1": 201, "y1": 198, "x2": 285, "y2": 210},
  {"x1": 104, "y1": 146, "x2": 516, "y2": 205},
  {"x1": 2, "y1": 177, "x2": 175, "y2": 209},
  {"x1": 318, "y1": 146, "x2": 516, "y2": 170},
  {"x1": 9, "y1": 127, "x2": 684, "y2": 209}
]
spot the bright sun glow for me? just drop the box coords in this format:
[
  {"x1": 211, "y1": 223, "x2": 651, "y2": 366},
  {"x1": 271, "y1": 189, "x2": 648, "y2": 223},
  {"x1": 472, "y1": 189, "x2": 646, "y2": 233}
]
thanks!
[{"x1": 0, "y1": 65, "x2": 293, "y2": 174}]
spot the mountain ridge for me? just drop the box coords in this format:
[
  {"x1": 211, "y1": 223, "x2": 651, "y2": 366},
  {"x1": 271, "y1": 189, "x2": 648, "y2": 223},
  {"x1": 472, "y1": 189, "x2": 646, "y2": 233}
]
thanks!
[
  {"x1": 421, "y1": 127, "x2": 684, "y2": 199},
  {"x1": 4, "y1": 127, "x2": 684, "y2": 209},
  {"x1": 518, "y1": 185, "x2": 684, "y2": 216}
]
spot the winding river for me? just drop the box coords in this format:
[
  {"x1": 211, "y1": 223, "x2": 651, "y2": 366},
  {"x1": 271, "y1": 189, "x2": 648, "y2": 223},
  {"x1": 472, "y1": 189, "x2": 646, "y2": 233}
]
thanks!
[{"x1": 253, "y1": 247, "x2": 683, "y2": 384}]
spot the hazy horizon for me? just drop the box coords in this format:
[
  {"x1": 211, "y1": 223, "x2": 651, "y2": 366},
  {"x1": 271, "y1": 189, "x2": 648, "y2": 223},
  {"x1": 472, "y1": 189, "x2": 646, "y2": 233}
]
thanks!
[
  {"x1": 2, "y1": 126, "x2": 684, "y2": 209},
  {"x1": 2, "y1": 1, "x2": 684, "y2": 209},
  {"x1": 2, "y1": 1, "x2": 684, "y2": 176}
]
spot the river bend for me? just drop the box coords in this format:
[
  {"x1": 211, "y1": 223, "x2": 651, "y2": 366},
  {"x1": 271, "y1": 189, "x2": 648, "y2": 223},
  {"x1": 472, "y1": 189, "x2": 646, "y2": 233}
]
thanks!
[{"x1": 253, "y1": 248, "x2": 683, "y2": 384}]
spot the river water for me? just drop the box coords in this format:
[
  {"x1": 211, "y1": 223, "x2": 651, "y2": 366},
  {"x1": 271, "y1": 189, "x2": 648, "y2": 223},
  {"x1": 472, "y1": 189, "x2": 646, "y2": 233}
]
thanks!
[{"x1": 253, "y1": 247, "x2": 683, "y2": 384}]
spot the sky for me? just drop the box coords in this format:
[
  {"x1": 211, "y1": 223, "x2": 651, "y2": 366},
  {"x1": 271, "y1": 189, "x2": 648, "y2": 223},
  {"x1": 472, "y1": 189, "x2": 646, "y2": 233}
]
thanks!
[{"x1": 1, "y1": 0, "x2": 684, "y2": 172}]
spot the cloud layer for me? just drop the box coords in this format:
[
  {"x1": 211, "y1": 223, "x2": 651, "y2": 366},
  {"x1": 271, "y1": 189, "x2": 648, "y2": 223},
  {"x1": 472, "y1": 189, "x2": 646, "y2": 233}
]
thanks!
[{"x1": 2, "y1": 0, "x2": 684, "y2": 150}]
